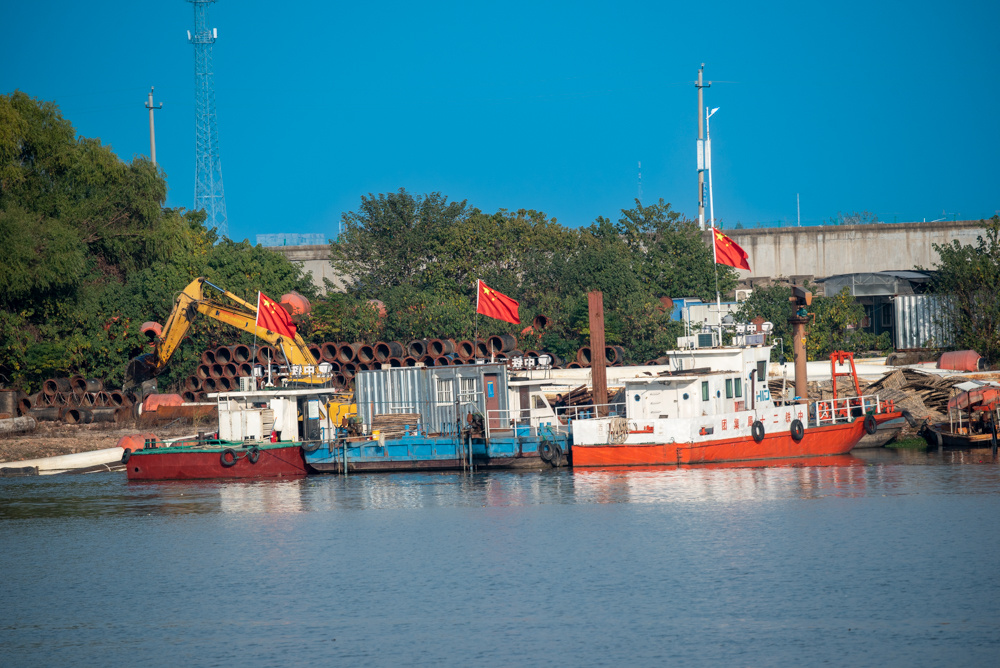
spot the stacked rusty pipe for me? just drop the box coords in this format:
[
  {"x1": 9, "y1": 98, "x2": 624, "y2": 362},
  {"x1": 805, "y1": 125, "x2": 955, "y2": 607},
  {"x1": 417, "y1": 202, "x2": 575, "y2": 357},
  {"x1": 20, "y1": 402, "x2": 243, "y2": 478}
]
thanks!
[{"x1": 19, "y1": 376, "x2": 134, "y2": 424}]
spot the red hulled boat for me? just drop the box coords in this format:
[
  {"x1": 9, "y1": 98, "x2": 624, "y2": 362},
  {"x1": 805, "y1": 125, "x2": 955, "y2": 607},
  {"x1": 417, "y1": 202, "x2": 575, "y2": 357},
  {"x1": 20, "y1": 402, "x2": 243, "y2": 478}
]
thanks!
[
  {"x1": 124, "y1": 438, "x2": 307, "y2": 481},
  {"x1": 570, "y1": 345, "x2": 902, "y2": 467}
]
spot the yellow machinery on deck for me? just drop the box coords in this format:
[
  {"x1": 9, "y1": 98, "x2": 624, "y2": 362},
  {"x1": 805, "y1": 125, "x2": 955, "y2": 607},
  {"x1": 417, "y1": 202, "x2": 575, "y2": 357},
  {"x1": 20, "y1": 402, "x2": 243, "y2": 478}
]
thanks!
[{"x1": 125, "y1": 277, "x2": 329, "y2": 390}]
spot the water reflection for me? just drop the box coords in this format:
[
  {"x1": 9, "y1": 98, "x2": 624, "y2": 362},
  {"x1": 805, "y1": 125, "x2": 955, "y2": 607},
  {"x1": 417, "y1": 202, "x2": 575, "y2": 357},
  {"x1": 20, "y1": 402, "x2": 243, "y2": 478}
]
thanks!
[
  {"x1": 1, "y1": 453, "x2": 998, "y2": 520},
  {"x1": 572, "y1": 455, "x2": 872, "y2": 504}
]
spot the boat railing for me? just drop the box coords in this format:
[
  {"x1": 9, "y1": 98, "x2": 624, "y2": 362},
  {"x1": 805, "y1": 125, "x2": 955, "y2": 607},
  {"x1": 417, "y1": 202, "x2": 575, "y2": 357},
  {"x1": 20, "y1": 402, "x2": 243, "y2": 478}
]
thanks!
[
  {"x1": 555, "y1": 402, "x2": 627, "y2": 422},
  {"x1": 812, "y1": 394, "x2": 883, "y2": 426},
  {"x1": 485, "y1": 409, "x2": 570, "y2": 440}
]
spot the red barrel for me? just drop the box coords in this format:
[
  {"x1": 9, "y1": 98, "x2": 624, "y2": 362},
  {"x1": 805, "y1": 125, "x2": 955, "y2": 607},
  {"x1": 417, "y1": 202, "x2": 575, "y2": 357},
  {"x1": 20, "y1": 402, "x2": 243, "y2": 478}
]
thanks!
[
  {"x1": 938, "y1": 350, "x2": 985, "y2": 372},
  {"x1": 142, "y1": 394, "x2": 184, "y2": 412},
  {"x1": 116, "y1": 433, "x2": 157, "y2": 452}
]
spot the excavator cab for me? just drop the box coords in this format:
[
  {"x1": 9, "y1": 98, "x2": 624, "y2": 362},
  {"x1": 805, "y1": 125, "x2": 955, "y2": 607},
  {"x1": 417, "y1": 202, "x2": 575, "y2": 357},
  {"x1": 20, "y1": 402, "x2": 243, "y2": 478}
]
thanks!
[{"x1": 124, "y1": 353, "x2": 158, "y2": 391}]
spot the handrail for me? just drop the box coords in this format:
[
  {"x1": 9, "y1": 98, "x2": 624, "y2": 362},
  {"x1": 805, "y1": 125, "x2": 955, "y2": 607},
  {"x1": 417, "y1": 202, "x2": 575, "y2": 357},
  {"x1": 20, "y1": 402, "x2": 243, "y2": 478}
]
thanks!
[
  {"x1": 812, "y1": 394, "x2": 882, "y2": 426},
  {"x1": 555, "y1": 402, "x2": 627, "y2": 421}
]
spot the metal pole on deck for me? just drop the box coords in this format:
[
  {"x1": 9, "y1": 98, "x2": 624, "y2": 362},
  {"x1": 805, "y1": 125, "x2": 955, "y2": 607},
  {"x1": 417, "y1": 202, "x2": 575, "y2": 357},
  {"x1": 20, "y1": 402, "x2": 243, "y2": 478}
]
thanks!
[{"x1": 587, "y1": 291, "x2": 608, "y2": 415}]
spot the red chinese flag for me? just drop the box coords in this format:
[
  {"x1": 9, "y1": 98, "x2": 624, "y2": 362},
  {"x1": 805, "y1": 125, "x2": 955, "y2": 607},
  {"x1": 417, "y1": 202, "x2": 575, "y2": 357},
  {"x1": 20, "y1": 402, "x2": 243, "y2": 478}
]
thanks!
[
  {"x1": 256, "y1": 291, "x2": 297, "y2": 339},
  {"x1": 476, "y1": 280, "x2": 520, "y2": 324},
  {"x1": 713, "y1": 229, "x2": 751, "y2": 271}
]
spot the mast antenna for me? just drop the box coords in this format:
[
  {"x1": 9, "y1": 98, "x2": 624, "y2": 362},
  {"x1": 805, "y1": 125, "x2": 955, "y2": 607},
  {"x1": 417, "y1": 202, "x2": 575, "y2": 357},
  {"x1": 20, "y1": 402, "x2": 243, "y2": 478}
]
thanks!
[{"x1": 188, "y1": 0, "x2": 228, "y2": 238}]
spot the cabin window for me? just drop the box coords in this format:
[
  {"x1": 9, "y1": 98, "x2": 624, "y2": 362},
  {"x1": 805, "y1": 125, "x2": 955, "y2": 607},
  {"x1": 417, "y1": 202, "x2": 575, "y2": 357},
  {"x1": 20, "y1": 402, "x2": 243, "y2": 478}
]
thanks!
[
  {"x1": 735, "y1": 378, "x2": 743, "y2": 398},
  {"x1": 436, "y1": 379, "x2": 454, "y2": 403},
  {"x1": 701, "y1": 381, "x2": 709, "y2": 401},
  {"x1": 459, "y1": 377, "x2": 477, "y2": 402},
  {"x1": 726, "y1": 378, "x2": 733, "y2": 398},
  {"x1": 757, "y1": 361, "x2": 767, "y2": 383}
]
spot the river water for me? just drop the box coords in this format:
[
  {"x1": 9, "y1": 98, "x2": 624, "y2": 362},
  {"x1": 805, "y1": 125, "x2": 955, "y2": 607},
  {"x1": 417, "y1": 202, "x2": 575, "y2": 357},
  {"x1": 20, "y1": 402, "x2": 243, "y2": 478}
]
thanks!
[{"x1": 2, "y1": 448, "x2": 999, "y2": 667}]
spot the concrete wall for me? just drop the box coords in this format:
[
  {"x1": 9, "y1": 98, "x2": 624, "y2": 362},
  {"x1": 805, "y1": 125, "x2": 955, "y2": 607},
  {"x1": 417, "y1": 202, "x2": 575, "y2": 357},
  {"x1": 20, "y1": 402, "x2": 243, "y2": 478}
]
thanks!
[
  {"x1": 268, "y1": 245, "x2": 346, "y2": 293},
  {"x1": 723, "y1": 220, "x2": 987, "y2": 284}
]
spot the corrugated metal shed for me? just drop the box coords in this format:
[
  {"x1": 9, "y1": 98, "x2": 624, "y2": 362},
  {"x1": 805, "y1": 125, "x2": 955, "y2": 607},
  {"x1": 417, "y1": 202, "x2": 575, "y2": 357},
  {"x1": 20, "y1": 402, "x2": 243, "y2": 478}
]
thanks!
[
  {"x1": 894, "y1": 294, "x2": 953, "y2": 350},
  {"x1": 354, "y1": 364, "x2": 509, "y2": 434}
]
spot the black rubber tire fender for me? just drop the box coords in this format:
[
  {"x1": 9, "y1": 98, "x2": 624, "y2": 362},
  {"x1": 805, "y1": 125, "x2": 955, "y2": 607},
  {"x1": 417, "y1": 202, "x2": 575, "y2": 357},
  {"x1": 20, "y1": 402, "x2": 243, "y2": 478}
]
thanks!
[
  {"x1": 752, "y1": 420, "x2": 765, "y2": 443},
  {"x1": 121, "y1": 448, "x2": 132, "y2": 464},
  {"x1": 538, "y1": 440, "x2": 554, "y2": 463},
  {"x1": 301, "y1": 441, "x2": 321, "y2": 453},
  {"x1": 549, "y1": 441, "x2": 564, "y2": 467},
  {"x1": 864, "y1": 414, "x2": 878, "y2": 436},
  {"x1": 247, "y1": 446, "x2": 260, "y2": 464},
  {"x1": 220, "y1": 448, "x2": 239, "y2": 467},
  {"x1": 790, "y1": 419, "x2": 804, "y2": 442}
]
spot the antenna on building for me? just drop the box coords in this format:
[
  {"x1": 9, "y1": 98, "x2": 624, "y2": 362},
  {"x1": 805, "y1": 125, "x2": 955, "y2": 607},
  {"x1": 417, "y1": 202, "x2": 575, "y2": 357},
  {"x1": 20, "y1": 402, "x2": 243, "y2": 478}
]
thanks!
[
  {"x1": 695, "y1": 64, "x2": 711, "y2": 230},
  {"x1": 637, "y1": 161, "x2": 642, "y2": 204},
  {"x1": 188, "y1": 0, "x2": 228, "y2": 238}
]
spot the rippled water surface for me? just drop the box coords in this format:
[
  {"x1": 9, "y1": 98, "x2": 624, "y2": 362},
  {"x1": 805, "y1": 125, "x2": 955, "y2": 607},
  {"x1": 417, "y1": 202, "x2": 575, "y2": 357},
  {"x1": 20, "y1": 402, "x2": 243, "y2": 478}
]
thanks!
[{"x1": 3, "y1": 448, "x2": 999, "y2": 667}]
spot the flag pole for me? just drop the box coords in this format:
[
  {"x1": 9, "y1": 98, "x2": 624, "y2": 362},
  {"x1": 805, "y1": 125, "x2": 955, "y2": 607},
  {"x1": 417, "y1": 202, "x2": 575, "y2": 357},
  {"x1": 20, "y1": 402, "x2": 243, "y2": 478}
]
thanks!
[
  {"x1": 474, "y1": 280, "x2": 480, "y2": 362},
  {"x1": 252, "y1": 291, "x2": 261, "y2": 383},
  {"x1": 712, "y1": 227, "x2": 722, "y2": 336}
]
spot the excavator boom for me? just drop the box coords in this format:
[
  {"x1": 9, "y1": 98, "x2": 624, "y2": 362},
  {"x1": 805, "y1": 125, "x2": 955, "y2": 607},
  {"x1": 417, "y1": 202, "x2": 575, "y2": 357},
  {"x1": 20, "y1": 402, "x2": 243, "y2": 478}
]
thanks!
[{"x1": 125, "y1": 277, "x2": 321, "y2": 389}]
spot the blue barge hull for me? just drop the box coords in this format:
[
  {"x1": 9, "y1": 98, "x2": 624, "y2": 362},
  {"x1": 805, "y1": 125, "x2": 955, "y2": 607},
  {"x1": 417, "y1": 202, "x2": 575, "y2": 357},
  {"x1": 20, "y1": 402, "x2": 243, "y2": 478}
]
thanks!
[{"x1": 304, "y1": 429, "x2": 570, "y2": 473}]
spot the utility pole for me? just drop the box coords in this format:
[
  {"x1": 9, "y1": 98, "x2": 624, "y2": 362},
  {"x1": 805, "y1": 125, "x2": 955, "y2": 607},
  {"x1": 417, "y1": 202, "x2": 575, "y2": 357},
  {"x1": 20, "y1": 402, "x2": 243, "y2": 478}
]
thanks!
[
  {"x1": 797, "y1": 193, "x2": 801, "y2": 227},
  {"x1": 696, "y1": 64, "x2": 711, "y2": 230},
  {"x1": 145, "y1": 87, "x2": 162, "y2": 165}
]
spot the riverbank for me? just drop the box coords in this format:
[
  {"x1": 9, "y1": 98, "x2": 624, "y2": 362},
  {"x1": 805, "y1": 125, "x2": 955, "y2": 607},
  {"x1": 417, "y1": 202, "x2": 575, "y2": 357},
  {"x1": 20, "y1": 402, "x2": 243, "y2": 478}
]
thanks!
[{"x1": 0, "y1": 421, "x2": 202, "y2": 464}]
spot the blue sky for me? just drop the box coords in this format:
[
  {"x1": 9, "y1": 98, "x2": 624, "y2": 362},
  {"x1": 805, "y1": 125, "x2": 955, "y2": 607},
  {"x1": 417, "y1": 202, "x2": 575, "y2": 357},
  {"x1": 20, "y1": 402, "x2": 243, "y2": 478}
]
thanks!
[{"x1": 3, "y1": 1, "x2": 998, "y2": 242}]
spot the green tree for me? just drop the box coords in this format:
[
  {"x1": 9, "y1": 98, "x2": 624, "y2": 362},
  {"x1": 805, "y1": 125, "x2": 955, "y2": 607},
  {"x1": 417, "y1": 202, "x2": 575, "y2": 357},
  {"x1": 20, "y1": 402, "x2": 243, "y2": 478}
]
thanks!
[
  {"x1": 614, "y1": 198, "x2": 734, "y2": 300},
  {"x1": 332, "y1": 189, "x2": 470, "y2": 295},
  {"x1": 806, "y1": 288, "x2": 891, "y2": 360},
  {"x1": 928, "y1": 216, "x2": 1000, "y2": 362},
  {"x1": 0, "y1": 93, "x2": 317, "y2": 391},
  {"x1": 732, "y1": 284, "x2": 793, "y2": 359}
]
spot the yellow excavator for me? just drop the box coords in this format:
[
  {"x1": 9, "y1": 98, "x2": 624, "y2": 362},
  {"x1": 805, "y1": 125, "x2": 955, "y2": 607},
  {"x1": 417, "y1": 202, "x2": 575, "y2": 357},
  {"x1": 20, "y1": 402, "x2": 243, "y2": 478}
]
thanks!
[{"x1": 124, "y1": 277, "x2": 330, "y2": 391}]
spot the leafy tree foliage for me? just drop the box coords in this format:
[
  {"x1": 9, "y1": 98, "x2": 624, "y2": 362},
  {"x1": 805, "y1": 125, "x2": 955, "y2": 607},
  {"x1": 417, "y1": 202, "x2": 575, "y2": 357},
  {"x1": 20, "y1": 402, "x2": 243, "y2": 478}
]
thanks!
[
  {"x1": 732, "y1": 284, "x2": 793, "y2": 358},
  {"x1": 928, "y1": 217, "x2": 1000, "y2": 363},
  {"x1": 0, "y1": 93, "x2": 315, "y2": 391},
  {"x1": 326, "y1": 193, "x2": 707, "y2": 363},
  {"x1": 806, "y1": 288, "x2": 892, "y2": 359},
  {"x1": 734, "y1": 283, "x2": 890, "y2": 361}
]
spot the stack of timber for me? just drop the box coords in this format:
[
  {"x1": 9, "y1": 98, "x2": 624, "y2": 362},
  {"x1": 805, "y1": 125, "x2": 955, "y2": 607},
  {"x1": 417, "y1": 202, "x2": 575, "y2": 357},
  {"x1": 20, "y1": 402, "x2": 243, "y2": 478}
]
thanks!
[
  {"x1": 863, "y1": 368, "x2": 975, "y2": 424},
  {"x1": 370, "y1": 413, "x2": 423, "y2": 439}
]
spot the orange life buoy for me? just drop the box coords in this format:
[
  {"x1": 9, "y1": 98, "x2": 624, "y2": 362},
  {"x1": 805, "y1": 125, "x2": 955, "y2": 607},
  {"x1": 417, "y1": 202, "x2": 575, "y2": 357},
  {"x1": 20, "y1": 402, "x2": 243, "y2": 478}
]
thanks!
[{"x1": 820, "y1": 405, "x2": 831, "y2": 421}]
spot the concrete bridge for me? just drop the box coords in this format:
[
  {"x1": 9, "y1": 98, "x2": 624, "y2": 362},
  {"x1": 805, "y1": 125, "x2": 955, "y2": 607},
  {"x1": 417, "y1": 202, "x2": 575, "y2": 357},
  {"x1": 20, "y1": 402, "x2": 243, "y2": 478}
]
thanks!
[
  {"x1": 270, "y1": 220, "x2": 990, "y2": 294},
  {"x1": 723, "y1": 220, "x2": 988, "y2": 288}
]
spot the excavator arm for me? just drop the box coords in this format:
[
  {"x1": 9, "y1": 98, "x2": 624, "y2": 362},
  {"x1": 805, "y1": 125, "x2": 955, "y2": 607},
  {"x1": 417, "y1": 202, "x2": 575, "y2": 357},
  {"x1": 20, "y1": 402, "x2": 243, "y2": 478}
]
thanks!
[{"x1": 125, "y1": 277, "x2": 321, "y2": 389}]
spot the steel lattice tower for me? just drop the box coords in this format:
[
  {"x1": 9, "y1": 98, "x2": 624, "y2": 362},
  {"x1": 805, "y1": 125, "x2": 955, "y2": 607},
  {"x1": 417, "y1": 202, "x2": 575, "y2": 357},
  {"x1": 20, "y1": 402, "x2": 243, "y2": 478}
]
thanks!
[{"x1": 188, "y1": 0, "x2": 228, "y2": 237}]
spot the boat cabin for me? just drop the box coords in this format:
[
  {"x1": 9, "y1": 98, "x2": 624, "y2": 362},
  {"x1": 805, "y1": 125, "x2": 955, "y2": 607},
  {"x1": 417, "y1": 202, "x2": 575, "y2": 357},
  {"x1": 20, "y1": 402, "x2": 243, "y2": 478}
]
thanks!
[
  {"x1": 353, "y1": 363, "x2": 561, "y2": 438},
  {"x1": 621, "y1": 346, "x2": 775, "y2": 420},
  {"x1": 210, "y1": 387, "x2": 349, "y2": 443}
]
